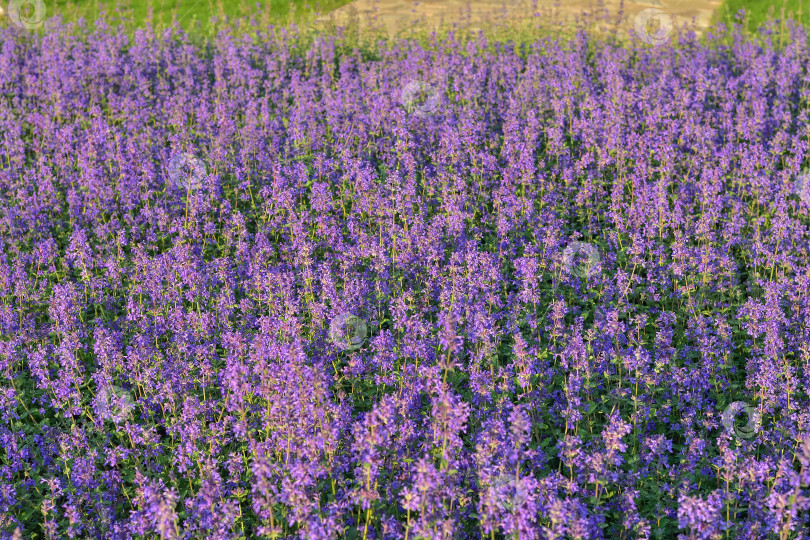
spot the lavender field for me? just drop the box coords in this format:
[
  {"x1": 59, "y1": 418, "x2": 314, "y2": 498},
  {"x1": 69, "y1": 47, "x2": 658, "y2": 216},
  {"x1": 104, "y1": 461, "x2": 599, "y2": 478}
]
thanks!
[{"x1": 1, "y1": 11, "x2": 810, "y2": 540}]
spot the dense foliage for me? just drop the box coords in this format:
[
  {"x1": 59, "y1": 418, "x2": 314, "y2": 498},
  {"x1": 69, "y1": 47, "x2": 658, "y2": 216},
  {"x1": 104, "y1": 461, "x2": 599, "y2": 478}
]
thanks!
[{"x1": 0, "y1": 15, "x2": 809, "y2": 540}]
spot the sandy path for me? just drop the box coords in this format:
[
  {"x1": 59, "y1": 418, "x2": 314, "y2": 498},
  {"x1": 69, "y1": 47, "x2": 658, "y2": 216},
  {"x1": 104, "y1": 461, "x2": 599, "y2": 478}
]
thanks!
[{"x1": 315, "y1": 0, "x2": 724, "y2": 43}]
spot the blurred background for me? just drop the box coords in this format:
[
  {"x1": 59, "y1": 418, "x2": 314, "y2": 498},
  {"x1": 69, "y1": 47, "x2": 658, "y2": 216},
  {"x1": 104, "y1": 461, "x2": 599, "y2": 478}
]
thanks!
[{"x1": 0, "y1": 0, "x2": 805, "y2": 43}]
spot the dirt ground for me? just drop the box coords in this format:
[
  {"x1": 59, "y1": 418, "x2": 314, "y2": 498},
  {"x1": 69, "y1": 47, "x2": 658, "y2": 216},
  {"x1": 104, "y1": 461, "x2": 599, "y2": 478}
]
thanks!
[{"x1": 315, "y1": 0, "x2": 724, "y2": 43}]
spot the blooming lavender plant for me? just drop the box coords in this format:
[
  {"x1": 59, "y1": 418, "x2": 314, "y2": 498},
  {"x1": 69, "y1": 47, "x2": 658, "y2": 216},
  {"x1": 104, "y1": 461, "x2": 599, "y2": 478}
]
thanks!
[{"x1": 0, "y1": 6, "x2": 808, "y2": 539}]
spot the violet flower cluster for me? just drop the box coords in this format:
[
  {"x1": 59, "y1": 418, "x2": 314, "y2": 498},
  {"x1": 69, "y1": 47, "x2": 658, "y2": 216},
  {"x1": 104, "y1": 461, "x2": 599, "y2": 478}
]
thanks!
[{"x1": 0, "y1": 12, "x2": 809, "y2": 540}]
